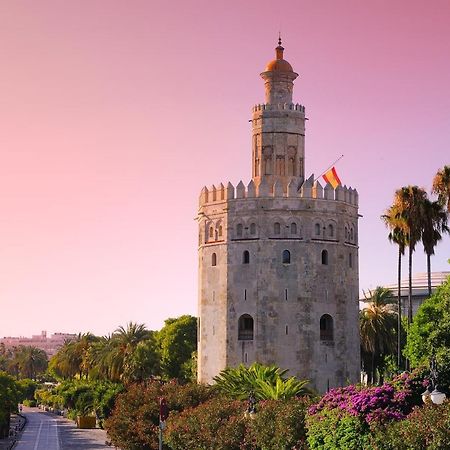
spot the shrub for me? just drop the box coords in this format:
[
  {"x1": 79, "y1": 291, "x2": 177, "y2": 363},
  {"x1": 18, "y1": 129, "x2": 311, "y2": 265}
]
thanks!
[
  {"x1": 105, "y1": 381, "x2": 213, "y2": 450},
  {"x1": 369, "y1": 401, "x2": 450, "y2": 450},
  {"x1": 165, "y1": 397, "x2": 250, "y2": 450},
  {"x1": 306, "y1": 378, "x2": 419, "y2": 449},
  {"x1": 22, "y1": 399, "x2": 37, "y2": 407},
  {"x1": 307, "y1": 408, "x2": 371, "y2": 450},
  {"x1": 249, "y1": 398, "x2": 310, "y2": 450}
]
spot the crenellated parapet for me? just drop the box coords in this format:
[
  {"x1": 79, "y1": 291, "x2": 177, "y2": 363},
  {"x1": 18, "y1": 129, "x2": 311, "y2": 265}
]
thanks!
[
  {"x1": 198, "y1": 176, "x2": 358, "y2": 208},
  {"x1": 252, "y1": 103, "x2": 305, "y2": 113}
]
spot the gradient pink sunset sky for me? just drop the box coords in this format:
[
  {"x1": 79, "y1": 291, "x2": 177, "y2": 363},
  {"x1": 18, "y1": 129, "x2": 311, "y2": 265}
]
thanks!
[{"x1": 1, "y1": 0, "x2": 449, "y2": 337}]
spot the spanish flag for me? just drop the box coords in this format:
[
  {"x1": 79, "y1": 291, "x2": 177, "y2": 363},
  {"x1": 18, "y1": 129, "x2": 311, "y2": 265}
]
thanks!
[{"x1": 322, "y1": 167, "x2": 342, "y2": 189}]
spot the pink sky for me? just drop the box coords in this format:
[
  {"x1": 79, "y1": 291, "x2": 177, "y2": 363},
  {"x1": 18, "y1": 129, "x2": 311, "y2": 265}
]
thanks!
[{"x1": 1, "y1": 0, "x2": 449, "y2": 337}]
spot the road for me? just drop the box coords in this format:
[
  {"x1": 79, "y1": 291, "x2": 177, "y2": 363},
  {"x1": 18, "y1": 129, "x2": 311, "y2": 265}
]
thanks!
[{"x1": 15, "y1": 407, "x2": 113, "y2": 450}]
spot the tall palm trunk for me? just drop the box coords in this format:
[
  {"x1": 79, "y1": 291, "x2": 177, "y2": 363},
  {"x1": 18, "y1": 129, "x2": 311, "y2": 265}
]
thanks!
[
  {"x1": 408, "y1": 239, "x2": 413, "y2": 327},
  {"x1": 397, "y1": 246, "x2": 402, "y2": 369},
  {"x1": 427, "y1": 253, "x2": 432, "y2": 297},
  {"x1": 406, "y1": 236, "x2": 414, "y2": 372}
]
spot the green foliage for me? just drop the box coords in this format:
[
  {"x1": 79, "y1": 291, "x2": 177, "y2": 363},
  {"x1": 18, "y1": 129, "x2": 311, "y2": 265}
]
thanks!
[
  {"x1": 158, "y1": 315, "x2": 197, "y2": 382},
  {"x1": 360, "y1": 287, "x2": 398, "y2": 384},
  {"x1": 165, "y1": 397, "x2": 250, "y2": 450},
  {"x1": 306, "y1": 408, "x2": 371, "y2": 450},
  {"x1": 35, "y1": 379, "x2": 123, "y2": 425},
  {"x1": 404, "y1": 275, "x2": 450, "y2": 393},
  {"x1": 369, "y1": 402, "x2": 450, "y2": 450},
  {"x1": 0, "y1": 372, "x2": 20, "y2": 438},
  {"x1": 250, "y1": 398, "x2": 310, "y2": 450},
  {"x1": 213, "y1": 362, "x2": 310, "y2": 400},
  {"x1": 22, "y1": 399, "x2": 37, "y2": 407},
  {"x1": 16, "y1": 378, "x2": 39, "y2": 402},
  {"x1": 49, "y1": 317, "x2": 197, "y2": 384},
  {"x1": 105, "y1": 381, "x2": 213, "y2": 450}
]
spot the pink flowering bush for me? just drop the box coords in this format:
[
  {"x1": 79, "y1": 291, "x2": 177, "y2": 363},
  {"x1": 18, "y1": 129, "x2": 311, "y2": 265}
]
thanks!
[{"x1": 306, "y1": 373, "x2": 423, "y2": 449}]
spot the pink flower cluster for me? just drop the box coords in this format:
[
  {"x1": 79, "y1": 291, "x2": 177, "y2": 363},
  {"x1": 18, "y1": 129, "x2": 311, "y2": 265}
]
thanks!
[{"x1": 309, "y1": 383, "x2": 412, "y2": 424}]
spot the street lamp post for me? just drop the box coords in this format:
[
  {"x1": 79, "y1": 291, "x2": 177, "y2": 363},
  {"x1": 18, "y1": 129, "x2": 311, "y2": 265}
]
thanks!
[{"x1": 422, "y1": 357, "x2": 446, "y2": 405}]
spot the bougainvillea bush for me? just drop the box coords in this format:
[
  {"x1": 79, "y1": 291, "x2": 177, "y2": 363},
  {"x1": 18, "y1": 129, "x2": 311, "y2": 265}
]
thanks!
[
  {"x1": 105, "y1": 381, "x2": 213, "y2": 450},
  {"x1": 306, "y1": 372, "x2": 424, "y2": 450}
]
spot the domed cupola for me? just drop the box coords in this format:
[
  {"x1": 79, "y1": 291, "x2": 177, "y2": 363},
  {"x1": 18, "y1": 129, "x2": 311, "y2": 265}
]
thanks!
[{"x1": 260, "y1": 37, "x2": 299, "y2": 105}]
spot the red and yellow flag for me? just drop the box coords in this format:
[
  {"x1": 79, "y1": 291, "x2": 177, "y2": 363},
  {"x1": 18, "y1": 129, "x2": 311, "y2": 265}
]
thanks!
[{"x1": 322, "y1": 167, "x2": 342, "y2": 189}]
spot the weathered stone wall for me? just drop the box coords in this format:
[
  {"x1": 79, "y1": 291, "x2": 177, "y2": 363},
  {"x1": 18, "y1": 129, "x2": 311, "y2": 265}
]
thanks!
[{"x1": 197, "y1": 185, "x2": 360, "y2": 392}]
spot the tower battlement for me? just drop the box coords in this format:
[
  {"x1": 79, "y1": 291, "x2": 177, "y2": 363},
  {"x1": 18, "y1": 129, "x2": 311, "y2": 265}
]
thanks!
[
  {"x1": 198, "y1": 178, "x2": 358, "y2": 208},
  {"x1": 252, "y1": 103, "x2": 306, "y2": 113}
]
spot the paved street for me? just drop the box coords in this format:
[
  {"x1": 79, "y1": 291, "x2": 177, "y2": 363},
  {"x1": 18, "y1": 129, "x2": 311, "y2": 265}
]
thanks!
[{"x1": 15, "y1": 407, "x2": 113, "y2": 450}]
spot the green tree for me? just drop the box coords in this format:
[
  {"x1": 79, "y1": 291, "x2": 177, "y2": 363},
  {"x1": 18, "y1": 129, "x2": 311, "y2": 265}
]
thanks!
[
  {"x1": 421, "y1": 198, "x2": 449, "y2": 296},
  {"x1": 158, "y1": 315, "x2": 197, "y2": 381},
  {"x1": 360, "y1": 287, "x2": 397, "y2": 384},
  {"x1": 0, "y1": 372, "x2": 20, "y2": 438},
  {"x1": 432, "y1": 165, "x2": 450, "y2": 212},
  {"x1": 404, "y1": 274, "x2": 450, "y2": 394},
  {"x1": 49, "y1": 333, "x2": 98, "y2": 380},
  {"x1": 393, "y1": 186, "x2": 428, "y2": 327},
  {"x1": 109, "y1": 322, "x2": 151, "y2": 383},
  {"x1": 11, "y1": 346, "x2": 48, "y2": 380},
  {"x1": 382, "y1": 204, "x2": 408, "y2": 368}
]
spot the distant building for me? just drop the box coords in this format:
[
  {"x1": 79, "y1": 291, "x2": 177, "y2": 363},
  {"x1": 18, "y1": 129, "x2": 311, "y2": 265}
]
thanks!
[
  {"x1": 383, "y1": 272, "x2": 449, "y2": 316},
  {"x1": 0, "y1": 331, "x2": 76, "y2": 357}
]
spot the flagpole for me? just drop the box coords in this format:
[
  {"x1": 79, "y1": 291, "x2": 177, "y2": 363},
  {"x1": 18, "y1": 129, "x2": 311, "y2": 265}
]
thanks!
[{"x1": 314, "y1": 154, "x2": 344, "y2": 182}]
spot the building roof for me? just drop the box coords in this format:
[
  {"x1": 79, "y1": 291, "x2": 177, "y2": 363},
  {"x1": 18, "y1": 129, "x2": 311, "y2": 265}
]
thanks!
[{"x1": 384, "y1": 271, "x2": 449, "y2": 297}]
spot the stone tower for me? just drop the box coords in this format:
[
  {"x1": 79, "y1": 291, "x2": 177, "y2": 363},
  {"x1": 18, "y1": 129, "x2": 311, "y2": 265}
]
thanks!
[{"x1": 197, "y1": 40, "x2": 360, "y2": 393}]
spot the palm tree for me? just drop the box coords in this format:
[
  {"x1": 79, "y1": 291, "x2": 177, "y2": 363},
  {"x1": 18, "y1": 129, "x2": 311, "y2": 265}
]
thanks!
[
  {"x1": 12, "y1": 346, "x2": 48, "y2": 380},
  {"x1": 360, "y1": 287, "x2": 397, "y2": 384},
  {"x1": 421, "y1": 199, "x2": 449, "y2": 296},
  {"x1": 213, "y1": 362, "x2": 310, "y2": 400},
  {"x1": 49, "y1": 333, "x2": 97, "y2": 379},
  {"x1": 432, "y1": 165, "x2": 450, "y2": 212},
  {"x1": 382, "y1": 205, "x2": 408, "y2": 368},
  {"x1": 109, "y1": 322, "x2": 150, "y2": 383},
  {"x1": 393, "y1": 186, "x2": 428, "y2": 326}
]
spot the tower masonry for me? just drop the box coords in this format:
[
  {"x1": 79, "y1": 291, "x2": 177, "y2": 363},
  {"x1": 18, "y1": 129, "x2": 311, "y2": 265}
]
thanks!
[{"x1": 197, "y1": 41, "x2": 360, "y2": 393}]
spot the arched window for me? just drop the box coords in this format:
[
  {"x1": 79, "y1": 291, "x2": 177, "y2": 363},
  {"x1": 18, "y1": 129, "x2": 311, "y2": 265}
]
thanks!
[
  {"x1": 282, "y1": 250, "x2": 291, "y2": 264},
  {"x1": 315, "y1": 223, "x2": 321, "y2": 236},
  {"x1": 274, "y1": 222, "x2": 281, "y2": 235},
  {"x1": 218, "y1": 225, "x2": 223, "y2": 238},
  {"x1": 345, "y1": 226, "x2": 348, "y2": 241},
  {"x1": 291, "y1": 222, "x2": 297, "y2": 234},
  {"x1": 211, "y1": 253, "x2": 217, "y2": 266},
  {"x1": 320, "y1": 314, "x2": 334, "y2": 341},
  {"x1": 350, "y1": 227, "x2": 354, "y2": 241},
  {"x1": 349, "y1": 252, "x2": 353, "y2": 268},
  {"x1": 250, "y1": 223, "x2": 256, "y2": 235},
  {"x1": 236, "y1": 223, "x2": 243, "y2": 238},
  {"x1": 321, "y1": 249, "x2": 328, "y2": 265},
  {"x1": 209, "y1": 227, "x2": 214, "y2": 239},
  {"x1": 243, "y1": 250, "x2": 250, "y2": 264},
  {"x1": 238, "y1": 314, "x2": 254, "y2": 340},
  {"x1": 328, "y1": 224, "x2": 334, "y2": 238}
]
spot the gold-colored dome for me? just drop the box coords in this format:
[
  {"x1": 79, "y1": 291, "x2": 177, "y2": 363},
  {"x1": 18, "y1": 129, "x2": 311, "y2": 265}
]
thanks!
[
  {"x1": 264, "y1": 39, "x2": 294, "y2": 73},
  {"x1": 265, "y1": 57, "x2": 293, "y2": 72}
]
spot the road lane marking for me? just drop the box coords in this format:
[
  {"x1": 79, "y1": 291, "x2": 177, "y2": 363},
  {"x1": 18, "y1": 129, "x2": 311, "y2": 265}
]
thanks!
[
  {"x1": 33, "y1": 421, "x2": 43, "y2": 450},
  {"x1": 55, "y1": 418, "x2": 60, "y2": 450}
]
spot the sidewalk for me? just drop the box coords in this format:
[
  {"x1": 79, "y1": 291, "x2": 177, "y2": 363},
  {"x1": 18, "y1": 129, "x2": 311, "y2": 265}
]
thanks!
[{"x1": 0, "y1": 414, "x2": 26, "y2": 450}]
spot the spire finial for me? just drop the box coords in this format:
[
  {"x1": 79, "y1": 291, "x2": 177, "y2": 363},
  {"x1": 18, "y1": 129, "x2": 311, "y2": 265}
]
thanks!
[{"x1": 278, "y1": 32, "x2": 282, "y2": 46}]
